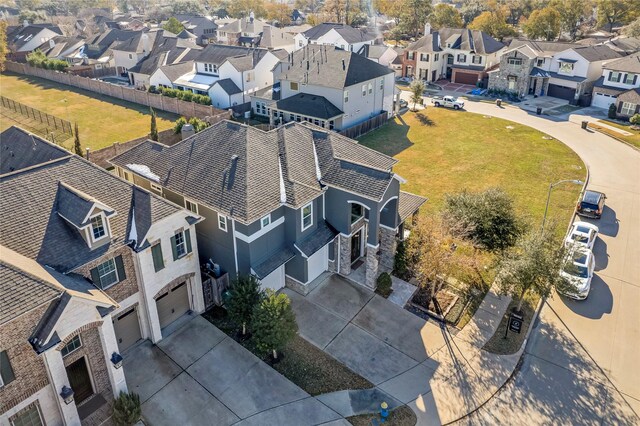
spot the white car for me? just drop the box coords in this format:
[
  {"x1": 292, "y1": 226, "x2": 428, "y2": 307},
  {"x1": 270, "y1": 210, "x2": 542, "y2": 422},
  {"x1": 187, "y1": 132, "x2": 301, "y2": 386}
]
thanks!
[
  {"x1": 564, "y1": 221, "x2": 599, "y2": 251},
  {"x1": 559, "y1": 248, "x2": 595, "y2": 300}
]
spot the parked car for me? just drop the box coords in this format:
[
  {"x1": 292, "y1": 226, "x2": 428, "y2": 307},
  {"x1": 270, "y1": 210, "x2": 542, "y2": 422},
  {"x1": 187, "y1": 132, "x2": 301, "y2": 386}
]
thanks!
[
  {"x1": 398, "y1": 99, "x2": 408, "y2": 109},
  {"x1": 565, "y1": 221, "x2": 599, "y2": 251},
  {"x1": 431, "y1": 95, "x2": 464, "y2": 110},
  {"x1": 576, "y1": 190, "x2": 606, "y2": 219},
  {"x1": 558, "y1": 248, "x2": 595, "y2": 300}
]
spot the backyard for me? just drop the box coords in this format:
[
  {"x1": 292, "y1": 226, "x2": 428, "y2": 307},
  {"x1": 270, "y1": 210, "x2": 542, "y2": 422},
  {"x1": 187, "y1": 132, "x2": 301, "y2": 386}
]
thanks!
[{"x1": 0, "y1": 72, "x2": 177, "y2": 150}]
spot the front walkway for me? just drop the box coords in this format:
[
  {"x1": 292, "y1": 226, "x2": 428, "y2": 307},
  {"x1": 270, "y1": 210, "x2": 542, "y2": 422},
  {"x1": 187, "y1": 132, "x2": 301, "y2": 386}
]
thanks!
[{"x1": 286, "y1": 275, "x2": 519, "y2": 425}]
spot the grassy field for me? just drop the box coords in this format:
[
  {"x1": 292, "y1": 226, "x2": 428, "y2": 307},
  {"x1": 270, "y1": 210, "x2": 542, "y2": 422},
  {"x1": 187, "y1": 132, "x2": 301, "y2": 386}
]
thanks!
[
  {"x1": 0, "y1": 72, "x2": 177, "y2": 150},
  {"x1": 594, "y1": 119, "x2": 640, "y2": 149},
  {"x1": 359, "y1": 109, "x2": 585, "y2": 228}
]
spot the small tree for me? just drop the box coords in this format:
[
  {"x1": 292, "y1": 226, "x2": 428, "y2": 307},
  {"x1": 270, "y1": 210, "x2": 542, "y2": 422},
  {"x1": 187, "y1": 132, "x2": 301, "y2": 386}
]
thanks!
[
  {"x1": 73, "y1": 123, "x2": 83, "y2": 157},
  {"x1": 376, "y1": 272, "x2": 393, "y2": 297},
  {"x1": 409, "y1": 80, "x2": 425, "y2": 111},
  {"x1": 149, "y1": 107, "x2": 158, "y2": 141},
  {"x1": 629, "y1": 113, "x2": 640, "y2": 126},
  {"x1": 226, "y1": 275, "x2": 263, "y2": 335},
  {"x1": 393, "y1": 239, "x2": 411, "y2": 280},
  {"x1": 163, "y1": 16, "x2": 185, "y2": 34},
  {"x1": 608, "y1": 103, "x2": 617, "y2": 120},
  {"x1": 252, "y1": 290, "x2": 298, "y2": 359},
  {"x1": 112, "y1": 391, "x2": 141, "y2": 426}
]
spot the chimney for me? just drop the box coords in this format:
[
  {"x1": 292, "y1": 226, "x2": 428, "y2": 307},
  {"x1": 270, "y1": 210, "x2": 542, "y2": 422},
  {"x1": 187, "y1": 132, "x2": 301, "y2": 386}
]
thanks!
[
  {"x1": 424, "y1": 22, "x2": 431, "y2": 35},
  {"x1": 49, "y1": 39, "x2": 55, "y2": 49},
  {"x1": 250, "y1": 11, "x2": 255, "y2": 23},
  {"x1": 23, "y1": 19, "x2": 29, "y2": 28},
  {"x1": 85, "y1": 147, "x2": 90, "y2": 160},
  {"x1": 141, "y1": 33, "x2": 150, "y2": 54}
]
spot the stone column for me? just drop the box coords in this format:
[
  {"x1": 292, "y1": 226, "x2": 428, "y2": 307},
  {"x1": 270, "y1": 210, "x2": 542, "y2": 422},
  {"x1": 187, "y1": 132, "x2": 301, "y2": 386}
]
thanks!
[
  {"x1": 98, "y1": 321, "x2": 128, "y2": 398},
  {"x1": 338, "y1": 234, "x2": 351, "y2": 276},
  {"x1": 42, "y1": 350, "x2": 81, "y2": 426},
  {"x1": 379, "y1": 227, "x2": 397, "y2": 272},
  {"x1": 364, "y1": 244, "x2": 379, "y2": 290}
]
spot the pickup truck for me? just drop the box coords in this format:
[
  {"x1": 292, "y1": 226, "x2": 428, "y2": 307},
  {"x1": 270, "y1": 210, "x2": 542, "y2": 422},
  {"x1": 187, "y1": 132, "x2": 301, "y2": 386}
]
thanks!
[{"x1": 431, "y1": 95, "x2": 464, "y2": 110}]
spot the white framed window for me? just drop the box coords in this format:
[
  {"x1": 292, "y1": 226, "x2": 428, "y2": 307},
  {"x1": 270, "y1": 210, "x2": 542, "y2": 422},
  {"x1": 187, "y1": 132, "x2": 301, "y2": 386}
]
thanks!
[
  {"x1": 90, "y1": 214, "x2": 106, "y2": 241},
  {"x1": 184, "y1": 198, "x2": 198, "y2": 214},
  {"x1": 609, "y1": 71, "x2": 621, "y2": 82},
  {"x1": 301, "y1": 202, "x2": 312, "y2": 231},
  {"x1": 97, "y1": 258, "x2": 119, "y2": 288},
  {"x1": 10, "y1": 404, "x2": 43, "y2": 426},
  {"x1": 457, "y1": 54, "x2": 466, "y2": 63},
  {"x1": 368, "y1": 82, "x2": 372, "y2": 94},
  {"x1": 150, "y1": 182, "x2": 163, "y2": 193},
  {"x1": 246, "y1": 71, "x2": 253, "y2": 82},
  {"x1": 559, "y1": 62, "x2": 573, "y2": 73},
  {"x1": 434, "y1": 53, "x2": 439, "y2": 61},
  {"x1": 361, "y1": 84, "x2": 366, "y2": 96},
  {"x1": 290, "y1": 81, "x2": 299, "y2": 91},
  {"x1": 204, "y1": 63, "x2": 217, "y2": 73},
  {"x1": 379, "y1": 78, "x2": 384, "y2": 90},
  {"x1": 218, "y1": 214, "x2": 228, "y2": 232},
  {"x1": 472, "y1": 55, "x2": 482, "y2": 64},
  {"x1": 536, "y1": 58, "x2": 544, "y2": 67},
  {"x1": 261, "y1": 214, "x2": 271, "y2": 228},
  {"x1": 623, "y1": 73, "x2": 636, "y2": 84},
  {"x1": 621, "y1": 102, "x2": 635, "y2": 116},
  {"x1": 344, "y1": 90, "x2": 349, "y2": 103},
  {"x1": 174, "y1": 231, "x2": 187, "y2": 258},
  {"x1": 507, "y1": 57, "x2": 522, "y2": 66},
  {"x1": 61, "y1": 335, "x2": 82, "y2": 357}
]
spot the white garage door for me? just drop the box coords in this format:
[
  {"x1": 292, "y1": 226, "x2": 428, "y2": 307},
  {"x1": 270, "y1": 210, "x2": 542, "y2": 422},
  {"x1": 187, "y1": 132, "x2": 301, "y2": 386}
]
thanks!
[
  {"x1": 592, "y1": 92, "x2": 616, "y2": 109},
  {"x1": 260, "y1": 265, "x2": 285, "y2": 291},
  {"x1": 156, "y1": 282, "x2": 190, "y2": 329},
  {"x1": 307, "y1": 244, "x2": 329, "y2": 284},
  {"x1": 113, "y1": 306, "x2": 142, "y2": 352}
]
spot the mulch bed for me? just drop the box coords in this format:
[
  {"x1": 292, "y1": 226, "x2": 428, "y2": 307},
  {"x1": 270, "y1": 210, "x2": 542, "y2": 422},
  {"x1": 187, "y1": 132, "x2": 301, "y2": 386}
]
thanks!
[
  {"x1": 347, "y1": 405, "x2": 417, "y2": 426},
  {"x1": 412, "y1": 287, "x2": 457, "y2": 316}
]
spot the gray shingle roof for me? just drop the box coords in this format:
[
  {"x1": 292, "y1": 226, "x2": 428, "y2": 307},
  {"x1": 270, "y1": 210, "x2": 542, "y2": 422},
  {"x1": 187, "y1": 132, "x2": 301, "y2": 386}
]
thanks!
[
  {"x1": 8, "y1": 24, "x2": 62, "y2": 51},
  {"x1": 508, "y1": 39, "x2": 581, "y2": 56},
  {"x1": 56, "y1": 181, "x2": 116, "y2": 227},
  {"x1": 277, "y1": 46, "x2": 393, "y2": 89},
  {"x1": 225, "y1": 49, "x2": 269, "y2": 71},
  {"x1": 573, "y1": 45, "x2": 622, "y2": 62},
  {"x1": 214, "y1": 78, "x2": 242, "y2": 95},
  {"x1": 1, "y1": 127, "x2": 69, "y2": 174},
  {"x1": 110, "y1": 120, "x2": 397, "y2": 224},
  {"x1": 253, "y1": 246, "x2": 296, "y2": 278},
  {"x1": 302, "y1": 23, "x2": 377, "y2": 44},
  {"x1": 156, "y1": 61, "x2": 195, "y2": 82},
  {"x1": 398, "y1": 191, "x2": 427, "y2": 222},
  {"x1": 408, "y1": 28, "x2": 504, "y2": 55},
  {"x1": 275, "y1": 93, "x2": 343, "y2": 119},
  {"x1": 602, "y1": 52, "x2": 640, "y2": 73},
  {"x1": 296, "y1": 221, "x2": 337, "y2": 257},
  {"x1": 196, "y1": 44, "x2": 266, "y2": 65}
]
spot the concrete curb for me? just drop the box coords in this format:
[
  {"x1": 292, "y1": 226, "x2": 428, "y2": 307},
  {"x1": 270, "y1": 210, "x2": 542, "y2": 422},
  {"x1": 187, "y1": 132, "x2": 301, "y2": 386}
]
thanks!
[{"x1": 587, "y1": 124, "x2": 640, "y2": 152}]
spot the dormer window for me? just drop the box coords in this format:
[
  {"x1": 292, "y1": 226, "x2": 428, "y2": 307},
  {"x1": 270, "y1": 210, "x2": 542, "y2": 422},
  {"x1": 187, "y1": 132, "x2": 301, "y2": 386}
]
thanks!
[
  {"x1": 90, "y1": 214, "x2": 106, "y2": 241},
  {"x1": 204, "y1": 63, "x2": 217, "y2": 74}
]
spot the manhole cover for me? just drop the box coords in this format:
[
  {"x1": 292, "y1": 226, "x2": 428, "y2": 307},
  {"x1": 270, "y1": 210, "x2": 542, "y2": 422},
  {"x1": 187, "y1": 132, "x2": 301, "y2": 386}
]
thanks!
[{"x1": 506, "y1": 125, "x2": 515, "y2": 129}]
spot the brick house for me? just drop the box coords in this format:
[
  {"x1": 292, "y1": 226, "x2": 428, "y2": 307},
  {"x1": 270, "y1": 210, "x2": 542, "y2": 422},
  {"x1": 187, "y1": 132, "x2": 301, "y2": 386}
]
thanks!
[
  {"x1": 615, "y1": 88, "x2": 640, "y2": 118},
  {"x1": 591, "y1": 53, "x2": 640, "y2": 111},
  {"x1": 0, "y1": 127, "x2": 205, "y2": 425}
]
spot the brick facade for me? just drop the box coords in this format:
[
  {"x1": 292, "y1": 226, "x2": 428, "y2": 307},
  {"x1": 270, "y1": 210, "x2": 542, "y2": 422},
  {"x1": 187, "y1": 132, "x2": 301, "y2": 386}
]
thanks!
[
  {"x1": 616, "y1": 89, "x2": 640, "y2": 118},
  {"x1": 0, "y1": 304, "x2": 51, "y2": 413}
]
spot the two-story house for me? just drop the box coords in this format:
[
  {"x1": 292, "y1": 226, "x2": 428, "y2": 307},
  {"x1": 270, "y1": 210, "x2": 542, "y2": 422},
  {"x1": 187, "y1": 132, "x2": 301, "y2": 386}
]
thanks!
[
  {"x1": 251, "y1": 46, "x2": 395, "y2": 131},
  {"x1": 6, "y1": 23, "x2": 62, "y2": 57},
  {"x1": 111, "y1": 29, "x2": 157, "y2": 75},
  {"x1": 216, "y1": 14, "x2": 268, "y2": 47},
  {"x1": 293, "y1": 22, "x2": 379, "y2": 53},
  {"x1": 402, "y1": 24, "x2": 504, "y2": 85},
  {"x1": 591, "y1": 52, "x2": 640, "y2": 112},
  {"x1": 109, "y1": 120, "x2": 426, "y2": 294},
  {"x1": 0, "y1": 126, "x2": 205, "y2": 426},
  {"x1": 174, "y1": 14, "x2": 218, "y2": 45}
]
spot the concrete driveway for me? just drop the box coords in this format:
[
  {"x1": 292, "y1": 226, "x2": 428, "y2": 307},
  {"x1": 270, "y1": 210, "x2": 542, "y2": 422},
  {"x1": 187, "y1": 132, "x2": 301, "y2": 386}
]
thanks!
[{"x1": 123, "y1": 315, "x2": 342, "y2": 426}]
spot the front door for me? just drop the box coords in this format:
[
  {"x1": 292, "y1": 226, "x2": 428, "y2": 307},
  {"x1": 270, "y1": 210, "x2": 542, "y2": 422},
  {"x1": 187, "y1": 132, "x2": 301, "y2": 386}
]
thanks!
[
  {"x1": 432, "y1": 70, "x2": 437, "y2": 82},
  {"x1": 351, "y1": 230, "x2": 362, "y2": 263},
  {"x1": 66, "y1": 357, "x2": 93, "y2": 404}
]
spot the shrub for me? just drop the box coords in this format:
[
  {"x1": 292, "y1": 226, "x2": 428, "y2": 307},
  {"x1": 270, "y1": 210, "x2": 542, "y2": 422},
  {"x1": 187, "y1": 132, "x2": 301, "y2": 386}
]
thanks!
[
  {"x1": 608, "y1": 103, "x2": 617, "y2": 119},
  {"x1": 630, "y1": 113, "x2": 640, "y2": 125},
  {"x1": 194, "y1": 94, "x2": 211, "y2": 105},
  {"x1": 226, "y1": 275, "x2": 264, "y2": 335},
  {"x1": 178, "y1": 90, "x2": 194, "y2": 102},
  {"x1": 376, "y1": 272, "x2": 393, "y2": 297},
  {"x1": 252, "y1": 290, "x2": 297, "y2": 359},
  {"x1": 173, "y1": 116, "x2": 187, "y2": 134},
  {"x1": 112, "y1": 391, "x2": 141, "y2": 426},
  {"x1": 174, "y1": 116, "x2": 209, "y2": 134},
  {"x1": 148, "y1": 85, "x2": 158, "y2": 94},
  {"x1": 162, "y1": 87, "x2": 178, "y2": 98},
  {"x1": 393, "y1": 240, "x2": 411, "y2": 280}
]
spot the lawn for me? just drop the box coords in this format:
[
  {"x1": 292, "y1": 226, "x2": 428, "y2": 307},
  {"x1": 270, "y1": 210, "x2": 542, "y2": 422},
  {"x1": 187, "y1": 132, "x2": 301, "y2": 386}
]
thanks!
[
  {"x1": 482, "y1": 295, "x2": 538, "y2": 355},
  {"x1": 594, "y1": 119, "x2": 640, "y2": 149},
  {"x1": 0, "y1": 72, "x2": 177, "y2": 150}
]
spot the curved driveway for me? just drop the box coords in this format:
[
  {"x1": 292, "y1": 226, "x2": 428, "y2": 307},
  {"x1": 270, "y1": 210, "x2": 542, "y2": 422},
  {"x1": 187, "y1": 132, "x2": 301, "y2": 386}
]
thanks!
[{"x1": 457, "y1": 100, "x2": 640, "y2": 424}]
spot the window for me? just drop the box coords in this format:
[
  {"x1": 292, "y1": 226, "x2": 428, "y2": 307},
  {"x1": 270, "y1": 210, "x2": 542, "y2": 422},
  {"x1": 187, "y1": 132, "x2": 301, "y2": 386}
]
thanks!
[
  {"x1": 379, "y1": 78, "x2": 384, "y2": 90},
  {"x1": 151, "y1": 243, "x2": 164, "y2": 272},
  {"x1": 122, "y1": 170, "x2": 133, "y2": 182},
  {"x1": 472, "y1": 55, "x2": 482, "y2": 64},
  {"x1": 368, "y1": 82, "x2": 372, "y2": 94},
  {"x1": 150, "y1": 182, "x2": 162, "y2": 193},
  {"x1": 508, "y1": 76, "x2": 517, "y2": 90},
  {"x1": 559, "y1": 61, "x2": 573, "y2": 73},
  {"x1": 457, "y1": 54, "x2": 466, "y2": 63},
  {"x1": 90, "y1": 215, "x2": 106, "y2": 241},
  {"x1": 434, "y1": 53, "x2": 439, "y2": 61},
  {"x1": 536, "y1": 58, "x2": 544, "y2": 67},
  {"x1": 246, "y1": 71, "x2": 253, "y2": 82},
  {"x1": 343, "y1": 90, "x2": 349, "y2": 103},
  {"x1": 407, "y1": 52, "x2": 415, "y2": 60},
  {"x1": 60, "y1": 335, "x2": 82, "y2": 357},
  {"x1": 362, "y1": 84, "x2": 367, "y2": 96},
  {"x1": 261, "y1": 215, "x2": 271, "y2": 228},
  {"x1": 420, "y1": 53, "x2": 429, "y2": 62},
  {"x1": 0, "y1": 350, "x2": 15, "y2": 387},
  {"x1": 351, "y1": 203, "x2": 364, "y2": 224},
  {"x1": 621, "y1": 102, "x2": 636, "y2": 116},
  {"x1": 218, "y1": 214, "x2": 227, "y2": 232},
  {"x1": 204, "y1": 63, "x2": 217, "y2": 73},
  {"x1": 298, "y1": 40, "x2": 303, "y2": 47},
  {"x1": 301, "y1": 203, "x2": 312, "y2": 231},
  {"x1": 184, "y1": 199, "x2": 198, "y2": 214},
  {"x1": 10, "y1": 405, "x2": 43, "y2": 426},
  {"x1": 329, "y1": 120, "x2": 335, "y2": 130},
  {"x1": 624, "y1": 73, "x2": 636, "y2": 85},
  {"x1": 128, "y1": 53, "x2": 133, "y2": 59},
  {"x1": 96, "y1": 258, "x2": 119, "y2": 288},
  {"x1": 609, "y1": 71, "x2": 621, "y2": 82},
  {"x1": 290, "y1": 81, "x2": 299, "y2": 91},
  {"x1": 170, "y1": 229, "x2": 192, "y2": 260},
  {"x1": 507, "y1": 57, "x2": 522, "y2": 66}
]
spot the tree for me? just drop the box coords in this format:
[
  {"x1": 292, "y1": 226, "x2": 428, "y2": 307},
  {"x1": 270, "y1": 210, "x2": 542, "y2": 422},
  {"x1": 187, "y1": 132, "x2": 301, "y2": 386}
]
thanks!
[
  {"x1": 323, "y1": 0, "x2": 346, "y2": 23},
  {"x1": 251, "y1": 290, "x2": 297, "y2": 359},
  {"x1": 149, "y1": 107, "x2": 158, "y2": 141},
  {"x1": 409, "y1": 80, "x2": 425, "y2": 111},
  {"x1": 460, "y1": 0, "x2": 489, "y2": 25},
  {"x1": 623, "y1": 16, "x2": 640, "y2": 37},
  {"x1": 629, "y1": 113, "x2": 640, "y2": 125},
  {"x1": 227, "y1": 0, "x2": 266, "y2": 18},
  {"x1": 550, "y1": 0, "x2": 592, "y2": 41},
  {"x1": 429, "y1": 4, "x2": 463, "y2": 29},
  {"x1": 266, "y1": 3, "x2": 292, "y2": 27},
  {"x1": 374, "y1": 0, "x2": 404, "y2": 24},
  {"x1": 112, "y1": 391, "x2": 141, "y2": 426},
  {"x1": 608, "y1": 103, "x2": 617, "y2": 119},
  {"x1": 468, "y1": 8, "x2": 517, "y2": 41},
  {"x1": 522, "y1": 7, "x2": 561, "y2": 41},
  {"x1": 226, "y1": 275, "x2": 263, "y2": 335},
  {"x1": 163, "y1": 17, "x2": 185, "y2": 35},
  {"x1": 496, "y1": 229, "x2": 568, "y2": 312},
  {"x1": 0, "y1": 21, "x2": 7, "y2": 73},
  {"x1": 399, "y1": 0, "x2": 432, "y2": 38},
  {"x1": 171, "y1": 0, "x2": 203, "y2": 15},
  {"x1": 597, "y1": 0, "x2": 630, "y2": 32},
  {"x1": 442, "y1": 188, "x2": 522, "y2": 252},
  {"x1": 73, "y1": 123, "x2": 83, "y2": 156}
]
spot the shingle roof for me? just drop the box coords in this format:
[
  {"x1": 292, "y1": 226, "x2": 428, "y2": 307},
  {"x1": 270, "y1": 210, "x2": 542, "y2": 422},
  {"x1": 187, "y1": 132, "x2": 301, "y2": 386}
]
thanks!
[
  {"x1": 214, "y1": 78, "x2": 242, "y2": 95},
  {"x1": 275, "y1": 93, "x2": 343, "y2": 119},
  {"x1": 296, "y1": 221, "x2": 337, "y2": 257},
  {"x1": 225, "y1": 49, "x2": 269, "y2": 71},
  {"x1": 156, "y1": 61, "x2": 195, "y2": 82},
  {"x1": 252, "y1": 247, "x2": 296, "y2": 278},
  {"x1": 0, "y1": 127, "x2": 181, "y2": 272},
  {"x1": 110, "y1": 120, "x2": 397, "y2": 224},
  {"x1": 302, "y1": 23, "x2": 377, "y2": 44},
  {"x1": 56, "y1": 181, "x2": 115, "y2": 228},
  {"x1": 408, "y1": 28, "x2": 504, "y2": 55},
  {"x1": 196, "y1": 44, "x2": 266, "y2": 65},
  {"x1": 602, "y1": 52, "x2": 640, "y2": 73},
  {"x1": 398, "y1": 191, "x2": 427, "y2": 222},
  {"x1": 277, "y1": 46, "x2": 393, "y2": 89},
  {"x1": 572, "y1": 45, "x2": 622, "y2": 62},
  {"x1": 0, "y1": 127, "x2": 69, "y2": 174},
  {"x1": 8, "y1": 24, "x2": 62, "y2": 51},
  {"x1": 508, "y1": 39, "x2": 581, "y2": 56}
]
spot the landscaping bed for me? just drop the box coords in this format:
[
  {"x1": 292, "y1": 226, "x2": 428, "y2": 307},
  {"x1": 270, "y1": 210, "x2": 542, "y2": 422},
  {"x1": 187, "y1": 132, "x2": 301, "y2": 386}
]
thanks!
[
  {"x1": 347, "y1": 405, "x2": 417, "y2": 426},
  {"x1": 202, "y1": 306, "x2": 373, "y2": 396},
  {"x1": 482, "y1": 296, "x2": 538, "y2": 355}
]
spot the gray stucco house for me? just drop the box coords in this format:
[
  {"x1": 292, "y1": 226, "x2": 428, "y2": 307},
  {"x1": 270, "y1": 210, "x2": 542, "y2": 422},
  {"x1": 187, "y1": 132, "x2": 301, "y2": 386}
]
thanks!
[{"x1": 110, "y1": 120, "x2": 426, "y2": 292}]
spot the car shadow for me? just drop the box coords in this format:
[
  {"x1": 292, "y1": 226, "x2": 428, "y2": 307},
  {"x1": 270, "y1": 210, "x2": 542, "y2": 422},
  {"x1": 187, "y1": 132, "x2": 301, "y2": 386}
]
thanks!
[
  {"x1": 558, "y1": 274, "x2": 613, "y2": 319},
  {"x1": 596, "y1": 205, "x2": 619, "y2": 237},
  {"x1": 592, "y1": 237, "x2": 609, "y2": 271}
]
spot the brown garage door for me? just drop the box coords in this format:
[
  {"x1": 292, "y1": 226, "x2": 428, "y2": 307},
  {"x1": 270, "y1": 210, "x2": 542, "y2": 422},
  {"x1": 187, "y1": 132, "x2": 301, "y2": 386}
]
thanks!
[
  {"x1": 454, "y1": 72, "x2": 478, "y2": 85},
  {"x1": 156, "y1": 282, "x2": 190, "y2": 329},
  {"x1": 547, "y1": 84, "x2": 575, "y2": 101},
  {"x1": 113, "y1": 306, "x2": 142, "y2": 352}
]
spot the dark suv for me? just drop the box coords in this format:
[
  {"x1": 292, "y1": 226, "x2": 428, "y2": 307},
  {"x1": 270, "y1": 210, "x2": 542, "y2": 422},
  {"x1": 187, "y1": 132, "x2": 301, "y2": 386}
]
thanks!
[{"x1": 576, "y1": 190, "x2": 606, "y2": 219}]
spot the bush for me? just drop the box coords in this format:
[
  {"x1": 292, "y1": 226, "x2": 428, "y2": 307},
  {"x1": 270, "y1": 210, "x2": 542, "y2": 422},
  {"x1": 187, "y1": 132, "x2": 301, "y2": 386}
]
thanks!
[
  {"x1": 226, "y1": 275, "x2": 264, "y2": 335},
  {"x1": 178, "y1": 90, "x2": 194, "y2": 102},
  {"x1": 161, "y1": 87, "x2": 178, "y2": 98},
  {"x1": 630, "y1": 113, "x2": 640, "y2": 125},
  {"x1": 194, "y1": 94, "x2": 211, "y2": 105},
  {"x1": 173, "y1": 116, "x2": 187, "y2": 134},
  {"x1": 148, "y1": 85, "x2": 158, "y2": 94},
  {"x1": 252, "y1": 290, "x2": 298, "y2": 359},
  {"x1": 174, "y1": 116, "x2": 210, "y2": 134},
  {"x1": 376, "y1": 272, "x2": 393, "y2": 297},
  {"x1": 608, "y1": 103, "x2": 617, "y2": 119},
  {"x1": 112, "y1": 391, "x2": 141, "y2": 426},
  {"x1": 393, "y1": 240, "x2": 411, "y2": 280}
]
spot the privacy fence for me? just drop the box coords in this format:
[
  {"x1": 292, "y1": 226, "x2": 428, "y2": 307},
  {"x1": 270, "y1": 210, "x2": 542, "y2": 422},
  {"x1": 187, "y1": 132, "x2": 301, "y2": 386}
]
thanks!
[
  {"x1": 339, "y1": 111, "x2": 389, "y2": 139},
  {"x1": 4, "y1": 61, "x2": 231, "y2": 122}
]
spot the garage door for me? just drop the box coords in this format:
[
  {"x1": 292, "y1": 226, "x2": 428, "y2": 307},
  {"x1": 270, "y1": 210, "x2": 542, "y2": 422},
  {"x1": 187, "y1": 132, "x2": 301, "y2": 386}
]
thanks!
[
  {"x1": 547, "y1": 84, "x2": 575, "y2": 100},
  {"x1": 453, "y1": 72, "x2": 478, "y2": 85},
  {"x1": 592, "y1": 92, "x2": 616, "y2": 109},
  {"x1": 260, "y1": 265, "x2": 285, "y2": 291},
  {"x1": 156, "y1": 282, "x2": 190, "y2": 329},
  {"x1": 307, "y1": 244, "x2": 328, "y2": 284},
  {"x1": 113, "y1": 306, "x2": 142, "y2": 352}
]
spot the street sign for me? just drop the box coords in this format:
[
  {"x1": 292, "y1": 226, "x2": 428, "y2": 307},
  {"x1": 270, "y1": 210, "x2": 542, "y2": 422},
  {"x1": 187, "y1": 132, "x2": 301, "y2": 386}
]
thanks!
[{"x1": 508, "y1": 313, "x2": 524, "y2": 334}]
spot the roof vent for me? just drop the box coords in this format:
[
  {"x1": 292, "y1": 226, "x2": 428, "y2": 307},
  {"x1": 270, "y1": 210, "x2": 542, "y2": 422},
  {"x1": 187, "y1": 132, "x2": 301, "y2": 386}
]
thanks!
[{"x1": 231, "y1": 154, "x2": 239, "y2": 161}]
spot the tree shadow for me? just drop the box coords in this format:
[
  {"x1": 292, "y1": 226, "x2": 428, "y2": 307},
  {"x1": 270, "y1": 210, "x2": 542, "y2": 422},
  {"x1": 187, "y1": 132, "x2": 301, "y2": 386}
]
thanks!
[
  {"x1": 415, "y1": 113, "x2": 435, "y2": 127},
  {"x1": 557, "y1": 274, "x2": 613, "y2": 319},
  {"x1": 357, "y1": 115, "x2": 413, "y2": 158}
]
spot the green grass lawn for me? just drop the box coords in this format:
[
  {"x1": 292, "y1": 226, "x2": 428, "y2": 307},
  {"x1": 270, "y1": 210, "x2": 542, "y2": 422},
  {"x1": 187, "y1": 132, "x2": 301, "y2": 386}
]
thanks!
[
  {"x1": 594, "y1": 119, "x2": 640, "y2": 149},
  {"x1": 0, "y1": 72, "x2": 177, "y2": 150}
]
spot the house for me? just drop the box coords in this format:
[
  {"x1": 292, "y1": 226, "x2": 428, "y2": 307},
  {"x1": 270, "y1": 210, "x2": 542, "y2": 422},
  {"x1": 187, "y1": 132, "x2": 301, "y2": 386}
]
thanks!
[
  {"x1": 109, "y1": 120, "x2": 427, "y2": 293},
  {"x1": 251, "y1": 46, "x2": 395, "y2": 131},
  {"x1": 149, "y1": 61, "x2": 196, "y2": 89},
  {"x1": 294, "y1": 22, "x2": 379, "y2": 53},
  {"x1": 614, "y1": 88, "x2": 640, "y2": 119},
  {"x1": 6, "y1": 23, "x2": 62, "y2": 57},
  {"x1": 260, "y1": 25, "x2": 296, "y2": 52},
  {"x1": 174, "y1": 14, "x2": 218, "y2": 46},
  {"x1": 34, "y1": 36, "x2": 86, "y2": 64},
  {"x1": 402, "y1": 24, "x2": 504, "y2": 85},
  {"x1": 591, "y1": 53, "x2": 640, "y2": 110},
  {"x1": 291, "y1": 9, "x2": 306, "y2": 25},
  {"x1": 111, "y1": 29, "x2": 158, "y2": 75},
  {"x1": 361, "y1": 44, "x2": 400, "y2": 68},
  {"x1": 0, "y1": 126, "x2": 205, "y2": 425},
  {"x1": 82, "y1": 28, "x2": 141, "y2": 70},
  {"x1": 216, "y1": 14, "x2": 268, "y2": 47}
]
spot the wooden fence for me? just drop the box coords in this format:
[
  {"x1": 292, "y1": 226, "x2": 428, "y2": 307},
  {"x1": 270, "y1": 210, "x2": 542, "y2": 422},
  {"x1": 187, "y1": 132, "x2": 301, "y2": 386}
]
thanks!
[
  {"x1": 4, "y1": 61, "x2": 231, "y2": 121},
  {"x1": 340, "y1": 111, "x2": 389, "y2": 139}
]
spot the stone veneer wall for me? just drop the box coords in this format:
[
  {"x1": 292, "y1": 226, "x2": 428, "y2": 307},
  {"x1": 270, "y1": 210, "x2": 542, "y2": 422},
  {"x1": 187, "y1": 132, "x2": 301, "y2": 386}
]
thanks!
[
  {"x1": 488, "y1": 53, "x2": 533, "y2": 97},
  {"x1": 364, "y1": 248, "x2": 379, "y2": 290},
  {"x1": 338, "y1": 234, "x2": 352, "y2": 276}
]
